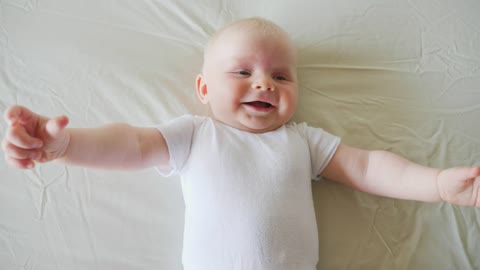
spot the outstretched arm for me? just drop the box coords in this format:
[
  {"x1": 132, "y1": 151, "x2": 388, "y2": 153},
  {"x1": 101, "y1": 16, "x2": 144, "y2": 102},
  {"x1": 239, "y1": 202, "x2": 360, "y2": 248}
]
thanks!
[
  {"x1": 321, "y1": 144, "x2": 480, "y2": 207},
  {"x1": 59, "y1": 124, "x2": 169, "y2": 170},
  {"x1": 2, "y1": 105, "x2": 170, "y2": 170}
]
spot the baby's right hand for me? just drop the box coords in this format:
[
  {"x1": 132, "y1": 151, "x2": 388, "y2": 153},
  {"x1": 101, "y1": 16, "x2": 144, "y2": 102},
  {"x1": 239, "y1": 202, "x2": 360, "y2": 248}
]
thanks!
[{"x1": 2, "y1": 105, "x2": 70, "y2": 169}]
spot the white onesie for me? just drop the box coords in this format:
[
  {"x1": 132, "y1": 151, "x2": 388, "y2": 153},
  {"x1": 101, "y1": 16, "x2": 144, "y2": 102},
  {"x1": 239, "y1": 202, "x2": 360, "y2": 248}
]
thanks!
[{"x1": 156, "y1": 115, "x2": 340, "y2": 270}]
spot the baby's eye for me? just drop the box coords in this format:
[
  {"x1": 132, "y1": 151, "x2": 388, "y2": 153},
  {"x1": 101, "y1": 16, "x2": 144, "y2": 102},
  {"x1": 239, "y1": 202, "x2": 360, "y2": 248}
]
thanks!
[
  {"x1": 238, "y1": 70, "x2": 251, "y2": 76},
  {"x1": 274, "y1": 75, "x2": 287, "y2": 81}
]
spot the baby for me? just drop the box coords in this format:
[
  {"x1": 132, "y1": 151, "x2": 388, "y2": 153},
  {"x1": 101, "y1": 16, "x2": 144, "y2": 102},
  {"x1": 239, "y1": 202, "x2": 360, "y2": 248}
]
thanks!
[{"x1": 2, "y1": 17, "x2": 479, "y2": 270}]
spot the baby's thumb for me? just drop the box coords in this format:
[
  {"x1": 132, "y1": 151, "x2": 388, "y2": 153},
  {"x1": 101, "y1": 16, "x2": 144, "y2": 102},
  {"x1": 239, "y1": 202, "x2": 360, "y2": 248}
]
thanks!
[
  {"x1": 447, "y1": 167, "x2": 480, "y2": 181},
  {"x1": 45, "y1": 115, "x2": 69, "y2": 138}
]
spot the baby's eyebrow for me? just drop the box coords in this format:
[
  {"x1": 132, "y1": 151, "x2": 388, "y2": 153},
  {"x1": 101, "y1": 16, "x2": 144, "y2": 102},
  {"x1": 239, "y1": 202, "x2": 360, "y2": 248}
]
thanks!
[
  {"x1": 229, "y1": 57, "x2": 251, "y2": 65},
  {"x1": 274, "y1": 66, "x2": 294, "y2": 75},
  {"x1": 225, "y1": 60, "x2": 251, "y2": 70}
]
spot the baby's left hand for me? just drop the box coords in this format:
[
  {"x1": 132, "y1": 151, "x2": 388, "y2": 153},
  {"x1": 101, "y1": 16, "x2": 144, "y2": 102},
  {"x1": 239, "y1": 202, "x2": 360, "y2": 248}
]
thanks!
[{"x1": 437, "y1": 167, "x2": 480, "y2": 207}]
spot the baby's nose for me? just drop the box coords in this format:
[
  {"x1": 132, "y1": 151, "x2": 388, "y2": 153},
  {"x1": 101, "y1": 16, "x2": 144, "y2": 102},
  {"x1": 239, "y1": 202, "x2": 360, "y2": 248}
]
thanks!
[{"x1": 252, "y1": 79, "x2": 275, "y2": 91}]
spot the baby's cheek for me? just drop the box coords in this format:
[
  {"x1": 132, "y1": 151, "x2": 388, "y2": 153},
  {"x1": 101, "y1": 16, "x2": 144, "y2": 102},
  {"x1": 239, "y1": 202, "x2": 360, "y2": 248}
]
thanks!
[
  {"x1": 281, "y1": 95, "x2": 294, "y2": 109},
  {"x1": 215, "y1": 98, "x2": 236, "y2": 115}
]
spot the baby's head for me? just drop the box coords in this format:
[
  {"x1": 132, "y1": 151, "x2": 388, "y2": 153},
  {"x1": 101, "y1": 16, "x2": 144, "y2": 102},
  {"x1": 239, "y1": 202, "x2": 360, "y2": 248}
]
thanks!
[{"x1": 196, "y1": 17, "x2": 298, "y2": 133}]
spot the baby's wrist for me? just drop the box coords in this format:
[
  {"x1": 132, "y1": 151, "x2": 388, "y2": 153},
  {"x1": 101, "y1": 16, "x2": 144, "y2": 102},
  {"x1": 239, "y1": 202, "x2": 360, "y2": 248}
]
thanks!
[
  {"x1": 57, "y1": 128, "x2": 72, "y2": 161},
  {"x1": 435, "y1": 169, "x2": 447, "y2": 202}
]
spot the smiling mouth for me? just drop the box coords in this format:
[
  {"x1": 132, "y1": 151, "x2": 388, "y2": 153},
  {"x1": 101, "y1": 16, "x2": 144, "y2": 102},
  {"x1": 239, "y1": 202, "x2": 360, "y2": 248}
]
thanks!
[{"x1": 243, "y1": 101, "x2": 274, "y2": 108}]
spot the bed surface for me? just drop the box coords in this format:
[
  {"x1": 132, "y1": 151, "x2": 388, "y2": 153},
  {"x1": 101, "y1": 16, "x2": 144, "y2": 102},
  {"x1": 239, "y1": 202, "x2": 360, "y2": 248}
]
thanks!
[{"x1": 1, "y1": 0, "x2": 479, "y2": 269}]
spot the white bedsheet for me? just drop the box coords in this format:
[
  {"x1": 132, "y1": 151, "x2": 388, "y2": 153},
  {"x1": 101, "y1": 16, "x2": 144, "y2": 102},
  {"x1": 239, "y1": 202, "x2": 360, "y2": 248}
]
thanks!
[{"x1": 1, "y1": 0, "x2": 479, "y2": 269}]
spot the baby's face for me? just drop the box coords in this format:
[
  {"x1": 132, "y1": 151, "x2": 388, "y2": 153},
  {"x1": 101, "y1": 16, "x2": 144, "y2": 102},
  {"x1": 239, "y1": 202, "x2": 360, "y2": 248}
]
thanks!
[{"x1": 197, "y1": 27, "x2": 298, "y2": 133}]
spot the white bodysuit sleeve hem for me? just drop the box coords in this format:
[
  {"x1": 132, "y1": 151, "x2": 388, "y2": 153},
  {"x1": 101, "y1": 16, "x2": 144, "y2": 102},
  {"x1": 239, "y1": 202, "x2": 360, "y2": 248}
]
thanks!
[
  {"x1": 154, "y1": 115, "x2": 199, "y2": 177},
  {"x1": 297, "y1": 123, "x2": 341, "y2": 180}
]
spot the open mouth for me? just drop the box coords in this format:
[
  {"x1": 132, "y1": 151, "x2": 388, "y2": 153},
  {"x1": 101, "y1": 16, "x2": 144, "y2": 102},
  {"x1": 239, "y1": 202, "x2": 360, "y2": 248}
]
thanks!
[{"x1": 243, "y1": 101, "x2": 273, "y2": 108}]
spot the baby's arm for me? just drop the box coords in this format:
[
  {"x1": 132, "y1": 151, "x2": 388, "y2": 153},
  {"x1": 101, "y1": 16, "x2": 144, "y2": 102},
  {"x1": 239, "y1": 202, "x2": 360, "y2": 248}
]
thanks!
[
  {"x1": 321, "y1": 145, "x2": 480, "y2": 207},
  {"x1": 2, "y1": 105, "x2": 169, "y2": 170},
  {"x1": 59, "y1": 124, "x2": 169, "y2": 170}
]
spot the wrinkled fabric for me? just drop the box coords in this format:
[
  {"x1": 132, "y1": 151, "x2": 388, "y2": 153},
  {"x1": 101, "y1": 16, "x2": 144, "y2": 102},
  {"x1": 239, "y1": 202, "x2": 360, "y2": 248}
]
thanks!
[{"x1": 0, "y1": 0, "x2": 479, "y2": 269}]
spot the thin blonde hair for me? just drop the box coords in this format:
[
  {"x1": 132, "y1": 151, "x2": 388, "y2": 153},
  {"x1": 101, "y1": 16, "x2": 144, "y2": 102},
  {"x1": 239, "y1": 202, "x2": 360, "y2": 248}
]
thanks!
[{"x1": 203, "y1": 17, "x2": 294, "y2": 68}]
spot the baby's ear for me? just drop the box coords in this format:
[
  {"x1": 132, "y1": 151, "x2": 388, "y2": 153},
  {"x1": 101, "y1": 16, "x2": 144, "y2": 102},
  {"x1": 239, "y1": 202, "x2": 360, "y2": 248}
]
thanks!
[{"x1": 196, "y1": 74, "x2": 209, "y2": 104}]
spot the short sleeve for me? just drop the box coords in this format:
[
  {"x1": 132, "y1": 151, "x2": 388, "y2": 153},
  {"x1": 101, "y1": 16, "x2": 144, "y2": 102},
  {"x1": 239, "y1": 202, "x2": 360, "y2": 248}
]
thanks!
[
  {"x1": 297, "y1": 123, "x2": 341, "y2": 180},
  {"x1": 154, "y1": 115, "x2": 201, "y2": 177}
]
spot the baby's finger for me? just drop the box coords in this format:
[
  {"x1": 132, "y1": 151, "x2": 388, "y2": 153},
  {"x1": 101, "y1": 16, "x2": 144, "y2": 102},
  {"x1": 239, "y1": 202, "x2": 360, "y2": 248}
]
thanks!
[
  {"x1": 5, "y1": 124, "x2": 43, "y2": 149},
  {"x1": 446, "y1": 167, "x2": 480, "y2": 181},
  {"x1": 4, "y1": 105, "x2": 35, "y2": 125},
  {"x1": 1, "y1": 140, "x2": 41, "y2": 160},
  {"x1": 4, "y1": 155, "x2": 35, "y2": 169},
  {"x1": 457, "y1": 167, "x2": 480, "y2": 179},
  {"x1": 469, "y1": 167, "x2": 480, "y2": 178},
  {"x1": 45, "y1": 115, "x2": 69, "y2": 138}
]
